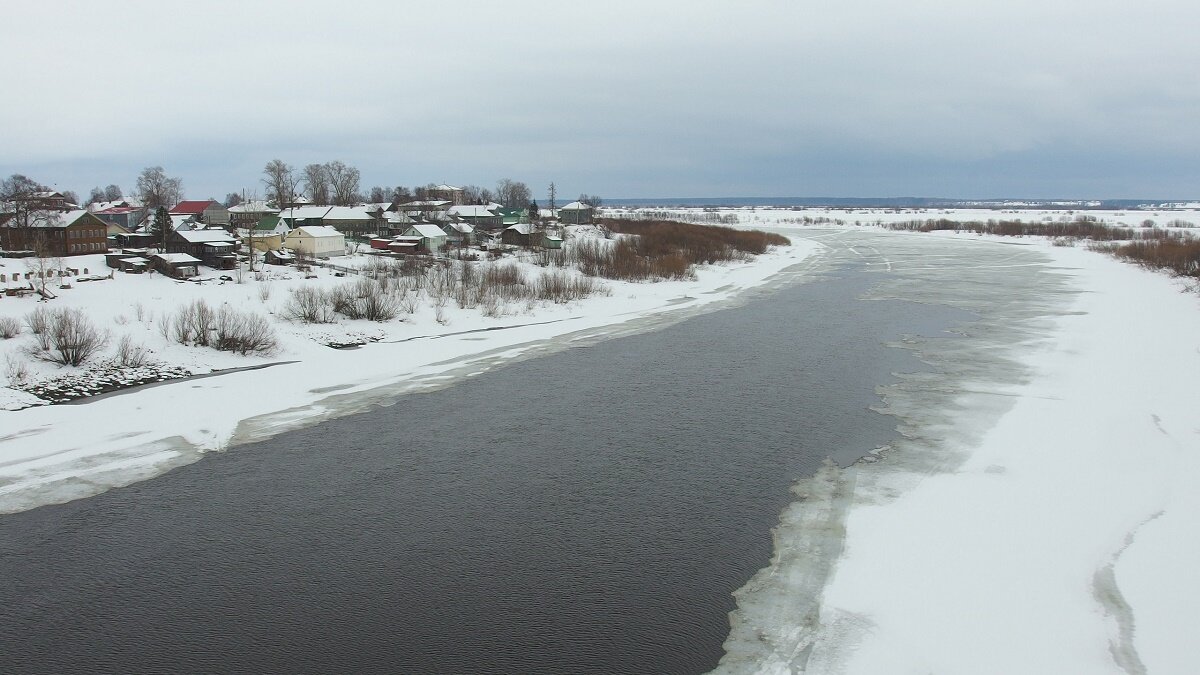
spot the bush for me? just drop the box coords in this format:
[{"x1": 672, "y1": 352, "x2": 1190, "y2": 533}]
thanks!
[
  {"x1": 283, "y1": 286, "x2": 336, "y2": 324},
  {"x1": 29, "y1": 307, "x2": 108, "y2": 366},
  {"x1": 331, "y1": 278, "x2": 399, "y2": 321},
  {"x1": 213, "y1": 307, "x2": 278, "y2": 355},
  {"x1": 0, "y1": 316, "x2": 20, "y2": 339},
  {"x1": 113, "y1": 334, "x2": 152, "y2": 367}
]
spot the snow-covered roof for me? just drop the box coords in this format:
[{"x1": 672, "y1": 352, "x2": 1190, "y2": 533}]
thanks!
[
  {"x1": 151, "y1": 253, "x2": 202, "y2": 265},
  {"x1": 176, "y1": 230, "x2": 237, "y2": 244},
  {"x1": 447, "y1": 205, "x2": 499, "y2": 218},
  {"x1": 407, "y1": 224, "x2": 447, "y2": 239},
  {"x1": 280, "y1": 206, "x2": 332, "y2": 220},
  {"x1": 432, "y1": 184, "x2": 461, "y2": 191},
  {"x1": 397, "y1": 200, "x2": 451, "y2": 208},
  {"x1": 290, "y1": 225, "x2": 344, "y2": 239},
  {"x1": 42, "y1": 209, "x2": 93, "y2": 228},
  {"x1": 505, "y1": 223, "x2": 534, "y2": 235},
  {"x1": 560, "y1": 201, "x2": 592, "y2": 210},
  {"x1": 322, "y1": 206, "x2": 373, "y2": 221},
  {"x1": 228, "y1": 200, "x2": 279, "y2": 214},
  {"x1": 444, "y1": 222, "x2": 474, "y2": 234}
]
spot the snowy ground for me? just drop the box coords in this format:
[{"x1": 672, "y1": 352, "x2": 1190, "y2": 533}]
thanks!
[
  {"x1": 0, "y1": 228, "x2": 819, "y2": 513},
  {"x1": 3, "y1": 208, "x2": 1198, "y2": 673},
  {"x1": 703, "y1": 221, "x2": 1199, "y2": 674}
]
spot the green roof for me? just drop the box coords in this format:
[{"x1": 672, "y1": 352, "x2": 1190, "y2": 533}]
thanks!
[{"x1": 252, "y1": 215, "x2": 282, "y2": 231}]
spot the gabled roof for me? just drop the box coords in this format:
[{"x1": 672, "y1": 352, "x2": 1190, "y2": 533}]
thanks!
[
  {"x1": 228, "y1": 200, "x2": 279, "y2": 214},
  {"x1": 151, "y1": 252, "x2": 202, "y2": 265},
  {"x1": 170, "y1": 200, "x2": 219, "y2": 215},
  {"x1": 279, "y1": 206, "x2": 333, "y2": 220},
  {"x1": 175, "y1": 229, "x2": 237, "y2": 244},
  {"x1": 289, "y1": 225, "x2": 344, "y2": 239},
  {"x1": 560, "y1": 201, "x2": 592, "y2": 210},
  {"x1": 406, "y1": 224, "x2": 447, "y2": 239},
  {"x1": 505, "y1": 223, "x2": 534, "y2": 236},
  {"x1": 432, "y1": 184, "x2": 462, "y2": 191},
  {"x1": 16, "y1": 209, "x2": 99, "y2": 228},
  {"x1": 447, "y1": 205, "x2": 499, "y2": 218}
]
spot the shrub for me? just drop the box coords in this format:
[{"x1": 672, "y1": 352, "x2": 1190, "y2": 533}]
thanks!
[
  {"x1": 213, "y1": 307, "x2": 278, "y2": 355},
  {"x1": 30, "y1": 307, "x2": 108, "y2": 366},
  {"x1": 283, "y1": 286, "x2": 336, "y2": 324},
  {"x1": 331, "y1": 278, "x2": 399, "y2": 321},
  {"x1": 0, "y1": 316, "x2": 20, "y2": 339},
  {"x1": 113, "y1": 334, "x2": 153, "y2": 367}
]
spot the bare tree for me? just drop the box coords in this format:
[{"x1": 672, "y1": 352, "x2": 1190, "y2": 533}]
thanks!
[
  {"x1": 579, "y1": 193, "x2": 603, "y2": 208},
  {"x1": 103, "y1": 184, "x2": 123, "y2": 201},
  {"x1": 25, "y1": 231, "x2": 64, "y2": 298},
  {"x1": 368, "y1": 186, "x2": 391, "y2": 203},
  {"x1": 548, "y1": 182, "x2": 557, "y2": 212},
  {"x1": 1, "y1": 174, "x2": 53, "y2": 229},
  {"x1": 496, "y1": 179, "x2": 532, "y2": 209},
  {"x1": 392, "y1": 186, "x2": 413, "y2": 203},
  {"x1": 87, "y1": 186, "x2": 106, "y2": 206},
  {"x1": 135, "y1": 166, "x2": 184, "y2": 210},
  {"x1": 262, "y1": 159, "x2": 299, "y2": 209},
  {"x1": 303, "y1": 163, "x2": 330, "y2": 205},
  {"x1": 326, "y1": 161, "x2": 361, "y2": 206},
  {"x1": 224, "y1": 192, "x2": 243, "y2": 208},
  {"x1": 61, "y1": 190, "x2": 79, "y2": 207}
]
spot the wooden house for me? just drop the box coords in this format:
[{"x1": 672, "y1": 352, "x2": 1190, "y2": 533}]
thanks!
[
  {"x1": 558, "y1": 201, "x2": 594, "y2": 224},
  {"x1": 167, "y1": 228, "x2": 239, "y2": 269},
  {"x1": 0, "y1": 209, "x2": 109, "y2": 257},
  {"x1": 170, "y1": 199, "x2": 231, "y2": 227},
  {"x1": 150, "y1": 252, "x2": 201, "y2": 278}
]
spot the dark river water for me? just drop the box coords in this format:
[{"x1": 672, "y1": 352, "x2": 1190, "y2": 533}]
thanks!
[{"x1": 0, "y1": 265, "x2": 967, "y2": 674}]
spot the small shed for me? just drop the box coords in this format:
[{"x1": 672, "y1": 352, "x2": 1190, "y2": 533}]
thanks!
[
  {"x1": 265, "y1": 249, "x2": 295, "y2": 266},
  {"x1": 151, "y1": 253, "x2": 201, "y2": 278}
]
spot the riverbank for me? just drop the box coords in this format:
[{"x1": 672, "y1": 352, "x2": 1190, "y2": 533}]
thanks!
[
  {"x1": 0, "y1": 238, "x2": 820, "y2": 514},
  {"x1": 713, "y1": 229, "x2": 1200, "y2": 674}
]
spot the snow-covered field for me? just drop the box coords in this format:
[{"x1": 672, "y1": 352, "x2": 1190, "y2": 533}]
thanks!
[{"x1": 3, "y1": 207, "x2": 1198, "y2": 673}]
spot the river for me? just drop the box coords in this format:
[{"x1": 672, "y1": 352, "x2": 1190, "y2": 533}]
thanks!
[{"x1": 0, "y1": 230, "x2": 1061, "y2": 674}]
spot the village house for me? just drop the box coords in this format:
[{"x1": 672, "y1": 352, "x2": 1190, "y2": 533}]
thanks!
[
  {"x1": 166, "y1": 228, "x2": 239, "y2": 269},
  {"x1": 227, "y1": 200, "x2": 280, "y2": 229},
  {"x1": 402, "y1": 223, "x2": 448, "y2": 253},
  {"x1": 440, "y1": 221, "x2": 475, "y2": 247},
  {"x1": 239, "y1": 215, "x2": 290, "y2": 252},
  {"x1": 446, "y1": 204, "x2": 503, "y2": 230},
  {"x1": 284, "y1": 225, "x2": 345, "y2": 258},
  {"x1": 170, "y1": 199, "x2": 231, "y2": 227},
  {"x1": 427, "y1": 184, "x2": 464, "y2": 204},
  {"x1": 92, "y1": 204, "x2": 145, "y2": 230},
  {"x1": 395, "y1": 200, "x2": 452, "y2": 220},
  {"x1": 0, "y1": 209, "x2": 109, "y2": 257},
  {"x1": 150, "y1": 252, "x2": 201, "y2": 278},
  {"x1": 558, "y1": 201, "x2": 594, "y2": 224}
]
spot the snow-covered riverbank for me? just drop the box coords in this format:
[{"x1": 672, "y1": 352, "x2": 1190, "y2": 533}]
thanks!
[
  {"x1": 0, "y1": 237, "x2": 820, "y2": 514},
  {"x1": 801, "y1": 241, "x2": 1199, "y2": 674},
  {"x1": 705, "y1": 224, "x2": 1200, "y2": 675}
]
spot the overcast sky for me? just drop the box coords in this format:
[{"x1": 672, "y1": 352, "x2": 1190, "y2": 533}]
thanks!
[{"x1": 3, "y1": 0, "x2": 1198, "y2": 201}]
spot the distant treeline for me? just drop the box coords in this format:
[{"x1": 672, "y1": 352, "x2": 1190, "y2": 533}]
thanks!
[{"x1": 886, "y1": 217, "x2": 1200, "y2": 280}]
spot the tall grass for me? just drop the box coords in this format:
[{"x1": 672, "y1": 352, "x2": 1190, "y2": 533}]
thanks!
[{"x1": 563, "y1": 219, "x2": 788, "y2": 281}]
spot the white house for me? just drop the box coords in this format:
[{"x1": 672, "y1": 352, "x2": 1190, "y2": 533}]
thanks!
[
  {"x1": 402, "y1": 223, "x2": 448, "y2": 252},
  {"x1": 284, "y1": 225, "x2": 346, "y2": 258}
]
